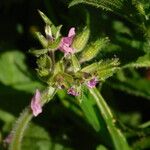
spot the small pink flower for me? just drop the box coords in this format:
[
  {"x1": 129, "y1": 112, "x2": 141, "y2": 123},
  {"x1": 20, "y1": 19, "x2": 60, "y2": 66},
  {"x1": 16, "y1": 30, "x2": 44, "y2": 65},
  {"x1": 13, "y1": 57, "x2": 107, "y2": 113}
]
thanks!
[
  {"x1": 59, "y1": 27, "x2": 76, "y2": 55},
  {"x1": 67, "y1": 87, "x2": 79, "y2": 96},
  {"x1": 31, "y1": 89, "x2": 42, "y2": 117},
  {"x1": 87, "y1": 77, "x2": 98, "y2": 88},
  {"x1": 3, "y1": 134, "x2": 12, "y2": 144}
]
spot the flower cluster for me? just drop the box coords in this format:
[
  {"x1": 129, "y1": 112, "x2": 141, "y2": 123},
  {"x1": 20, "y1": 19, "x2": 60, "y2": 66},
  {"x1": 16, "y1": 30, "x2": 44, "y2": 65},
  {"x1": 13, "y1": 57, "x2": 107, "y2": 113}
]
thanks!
[{"x1": 30, "y1": 26, "x2": 99, "y2": 117}]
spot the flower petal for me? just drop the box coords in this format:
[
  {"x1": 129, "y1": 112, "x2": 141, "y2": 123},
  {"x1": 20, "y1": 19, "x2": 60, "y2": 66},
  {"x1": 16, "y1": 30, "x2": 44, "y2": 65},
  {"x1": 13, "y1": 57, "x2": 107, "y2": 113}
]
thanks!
[
  {"x1": 3, "y1": 134, "x2": 12, "y2": 144},
  {"x1": 59, "y1": 42, "x2": 74, "y2": 54},
  {"x1": 67, "y1": 87, "x2": 79, "y2": 96},
  {"x1": 68, "y1": 27, "x2": 75, "y2": 37},
  {"x1": 59, "y1": 27, "x2": 76, "y2": 55},
  {"x1": 31, "y1": 89, "x2": 42, "y2": 117},
  {"x1": 87, "y1": 77, "x2": 98, "y2": 88}
]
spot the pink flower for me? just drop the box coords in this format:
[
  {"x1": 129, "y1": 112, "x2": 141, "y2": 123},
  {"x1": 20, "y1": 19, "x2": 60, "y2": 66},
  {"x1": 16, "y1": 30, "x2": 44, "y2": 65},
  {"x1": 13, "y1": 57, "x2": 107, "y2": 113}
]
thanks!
[
  {"x1": 87, "y1": 77, "x2": 98, "y2": 88},
  {"x1": 3, "y1": 134, "x2": 12, "y2": 144},
  {"x1": 67, "y1": 87, "x2": 79, "y2": 96},
  {"x1": 31, "y1": 89, "x2": 42, "y2": 117},
  {"x1": 59, "y1": 27, "x2": 76, "y2": 55}
]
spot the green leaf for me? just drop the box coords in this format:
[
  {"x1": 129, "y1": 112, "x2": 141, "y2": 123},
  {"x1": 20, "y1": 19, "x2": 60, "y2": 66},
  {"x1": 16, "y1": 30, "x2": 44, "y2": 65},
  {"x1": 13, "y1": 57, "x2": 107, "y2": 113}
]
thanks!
[
  {"x1": 89, "y1": 87, "x2": 131, "y2": 150},
  {"x1": 0, "y1": 50, "x2": 43, "y2": 93},
  {"x1": 29, "y1": 49, "x2": 49, "y2": 56},
  {"x1": 108, "y1": 69, "x2": 150, "y2": 99},
  {"x1": 123, "y1": 53, "x2": 150, "y2": 68},
  {"x1": 38, "y1": 10, "x2": 57, "y2": 35},
  {"x1": 79, "y1": 94, "x2": 101, "y2": 132},
  {"x1": 69, "y1": 0, "x2": 147, "y2": 28},
  {"x1": 23, "y1": 123, "x2": 72, "y2": 150},
  {"x1": 78, "y1": 88, "x2": 113, "y2": 147},
  {"x1": 96, "y1": 145, "x2": 108, "y2": 150},
  {"x1": 69, "y1": 0, "x2": 124, "y2": 12},
  {"x1": 22, "y1": 124, "x2": 51, "y2": 150}
]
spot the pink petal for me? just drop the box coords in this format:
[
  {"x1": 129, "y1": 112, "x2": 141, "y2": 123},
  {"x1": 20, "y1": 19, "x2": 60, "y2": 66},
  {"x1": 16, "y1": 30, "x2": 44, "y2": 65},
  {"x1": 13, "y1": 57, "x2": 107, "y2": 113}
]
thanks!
[
  {"x1": 59, "y1": 42, "x2": 74, "y2": 54},
  {"x1": 61, "y1": 37, "x2": 72, "y2": 46},
  {"x1": 58, "y1": 27, "x2": 76, "y2": 55},
  {"x1": 87, "y1": 77, "x2": 98, "y2": 88},
  {"x1": 67, "y1": 87, "x2": 79, "y2": 96},
  {"x1": 68, "y1": 27, "x2": 75, "y2": 37},
  {"x1": 31, "y1": 89, "x2": 42, "y2": 117},
  {"x1": 3, "y1": 134, "x2": 12, "y2": 144}
]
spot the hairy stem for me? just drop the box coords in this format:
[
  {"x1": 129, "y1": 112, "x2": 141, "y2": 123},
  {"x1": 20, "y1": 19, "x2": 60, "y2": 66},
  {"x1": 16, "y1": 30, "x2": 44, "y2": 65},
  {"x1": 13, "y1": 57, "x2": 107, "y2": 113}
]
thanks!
[
  {"x1": 8, "y1": 108, "x2": 32, "y2": 150},
  {"x1": 9, "y1": 87, "x2": 56, "y2": 150}
]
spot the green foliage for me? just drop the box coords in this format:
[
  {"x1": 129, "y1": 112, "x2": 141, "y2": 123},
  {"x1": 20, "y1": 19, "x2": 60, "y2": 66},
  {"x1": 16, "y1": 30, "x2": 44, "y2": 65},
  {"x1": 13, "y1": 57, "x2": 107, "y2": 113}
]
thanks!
[
  {"x1": 0, "y1": 51, "x2": 43, "y2": 92},
  {"x1": 108, "y1": 69, "x2": 150, "y2": 99},
  {"x1": 89, "y1": 88, "x2": 131, "y2": 150},
  {"x1": 123, "y1": 53, "x2": 150, "y2": 68}
]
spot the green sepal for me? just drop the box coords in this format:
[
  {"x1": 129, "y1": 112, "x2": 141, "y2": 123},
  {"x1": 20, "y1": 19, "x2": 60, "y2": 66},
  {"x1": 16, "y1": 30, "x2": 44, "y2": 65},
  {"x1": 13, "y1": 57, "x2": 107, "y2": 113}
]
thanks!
[
  {"x1": 36, "y1": 55, "x2": 52, "y2": 70},
  {"x1": 38, "y1": 10, "x2": 57, "y2": 35},
  {"x1": 48, "y1": 37, "x2": 61, "y2": 50},
  {"x1": 35, "y1": 32, "x2": 48, "y2": 48},
  {"x1": 70, "y1": 54, "x2": 81, "y2": 73},
  {"x1": 45, "y1": 24, "x2": 52, "y2": 38},
  {"x1": 36, "y1": 68, "x2": 50, "y2": 77},
  {"x1": 72, "y1": 26, "x2": 90, "y2": 53},
  {"x1": 76, "y1": 85, "x2": 83, "y2": 103},
  {"x1": 81, "y1": 61, "x2": 102, "y2": 73},
  {"x1": 55, "y1": 25, "x2": 63, "y2": 39},
  {"x1": 29, "y1": 49, "x2": 49, "y2": 56},
  {"x1": 80, "y1": 37, "x2": 109, "y2": 62},
  {"x1": 54, "y1": 73, "x2": 74, "y2": 88},
  {"x1": 97, "y1": 59, "x2": 120, "y2": 81},
  {"x1": 53, "y1": 60, "x2": 64, "y2": 75}
]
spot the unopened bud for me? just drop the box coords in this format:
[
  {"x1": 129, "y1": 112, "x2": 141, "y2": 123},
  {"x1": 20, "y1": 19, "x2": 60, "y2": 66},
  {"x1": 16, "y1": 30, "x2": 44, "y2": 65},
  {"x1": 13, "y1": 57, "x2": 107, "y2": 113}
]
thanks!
[
  {"x1": 80, "y1": 37, "x2": 109, "y2": 62},
  {"x1": 45, "y1": 24, "x2": 52, "y2": 40},
  {"x1": 81, "y1": 62, "x2": 101, "y2": 73},
  {"x1": 72, "y1": 26, "x2": 90, "y2": 53},
  {"x1": 36, "y1": 55, "x2": 52, "y2": 69},
  {"x1": 35, "y1": 32, "x2": 48, "y2": 48}
]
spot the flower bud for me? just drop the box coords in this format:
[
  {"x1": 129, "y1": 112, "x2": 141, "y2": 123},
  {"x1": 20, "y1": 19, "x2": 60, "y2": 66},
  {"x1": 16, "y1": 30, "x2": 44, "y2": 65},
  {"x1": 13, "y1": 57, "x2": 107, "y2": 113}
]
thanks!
[
  {"x1": 35, "y1": 32, "x2": 48, "y2": 48},
  {"x1": 80, "y1": 37, "x2": 109, "y2": 62},
  {"x1": 97, "y1": 59, "x2": 119, "y2": 81},
  {"x1": 36, "y1": 55, "x2": 52, "y2": 70},
  {"x1": 72, "y1": 26, "x2": 90, "y2": 53},
  {"x1": 45, "y1": 24, "x2": 52, "y2": 40}
]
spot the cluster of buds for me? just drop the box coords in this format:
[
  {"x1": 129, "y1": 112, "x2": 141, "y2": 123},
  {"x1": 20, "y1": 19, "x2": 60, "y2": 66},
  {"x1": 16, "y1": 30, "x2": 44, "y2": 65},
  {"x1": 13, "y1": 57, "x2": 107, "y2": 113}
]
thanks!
[{"x1": 29, "y1": 11, "x2": 119, "y2": 116}]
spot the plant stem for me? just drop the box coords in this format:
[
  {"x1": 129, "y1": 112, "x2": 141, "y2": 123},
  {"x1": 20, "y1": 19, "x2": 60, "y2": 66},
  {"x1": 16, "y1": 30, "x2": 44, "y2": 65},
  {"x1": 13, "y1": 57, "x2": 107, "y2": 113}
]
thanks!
[
  {"x1": 9, "y1": 87, "x2": 56, "y2": 150},
  {"x1": 89, "y1": 87, "x2": 131, "y2": 150},
  {"x1": 8, "y1": 107, "x2": 32, "y2": 150}
]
